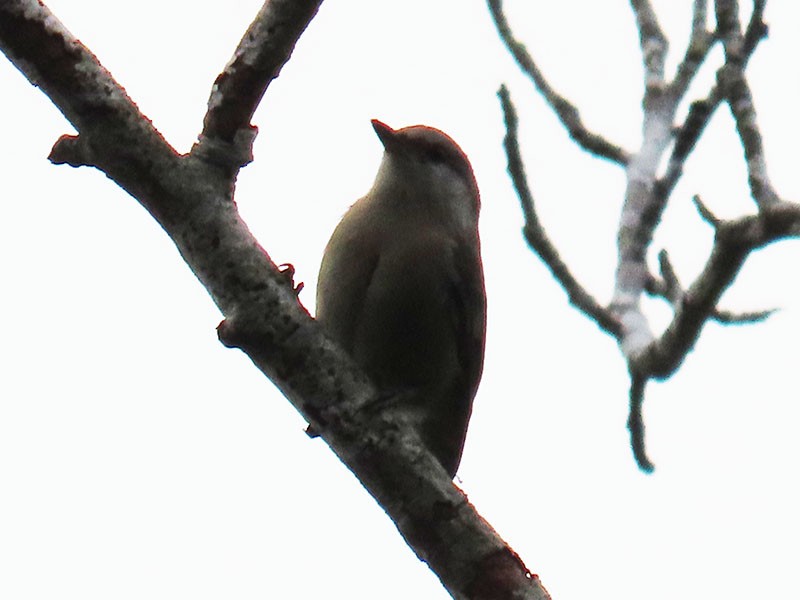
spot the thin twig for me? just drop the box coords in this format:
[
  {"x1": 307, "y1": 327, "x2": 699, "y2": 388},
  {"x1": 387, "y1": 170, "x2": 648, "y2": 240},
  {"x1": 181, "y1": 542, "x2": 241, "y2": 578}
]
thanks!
[
  {"x1": 628, "y1": 373, "x2": 654, "y2": 472},
  {"x1": 670, "y1": 0, "x2": 714, "y2": 100},
  {"x1": 692, "y1": 194, "x2": 721, "y2": 227},
  {"x1": 712, "y1": 308, "x2": 777, "y2": 324},
  {"x1": 657, "y1": 250, "x2": 682, "y2": 302},
  {"x1": 487, "y1": 0, "x2": 630, "y2": 165},
  {"x1": 498, "y1": 85, "x2": 622, "y2": 338},
  {"x1": 648, "y1": 248, "x2": 776, "y2": 324}
]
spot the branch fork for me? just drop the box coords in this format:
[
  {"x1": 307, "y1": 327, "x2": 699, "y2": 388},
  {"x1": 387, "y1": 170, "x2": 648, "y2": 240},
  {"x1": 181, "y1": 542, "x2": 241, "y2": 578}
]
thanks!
[{"x1": 491, "y1": 0, "x2": 796, "y2": 470}]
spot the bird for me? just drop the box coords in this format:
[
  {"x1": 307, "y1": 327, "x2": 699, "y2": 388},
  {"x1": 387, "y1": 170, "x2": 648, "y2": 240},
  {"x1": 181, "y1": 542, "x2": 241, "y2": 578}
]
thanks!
[{"x1": 315, "y1": 119, "x2": 486, "y2": 478}]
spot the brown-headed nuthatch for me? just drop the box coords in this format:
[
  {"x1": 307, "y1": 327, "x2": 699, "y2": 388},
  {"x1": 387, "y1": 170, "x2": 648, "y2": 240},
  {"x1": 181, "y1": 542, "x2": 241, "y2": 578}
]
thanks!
[{"x1": 316, "y1": 120, "x2": 486, "y2": 477}]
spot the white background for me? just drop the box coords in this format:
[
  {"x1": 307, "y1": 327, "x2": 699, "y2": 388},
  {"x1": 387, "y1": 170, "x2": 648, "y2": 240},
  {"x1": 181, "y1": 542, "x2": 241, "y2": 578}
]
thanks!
[{"x1": 1, "y1": 1, "x2": 798, "y2": 599}]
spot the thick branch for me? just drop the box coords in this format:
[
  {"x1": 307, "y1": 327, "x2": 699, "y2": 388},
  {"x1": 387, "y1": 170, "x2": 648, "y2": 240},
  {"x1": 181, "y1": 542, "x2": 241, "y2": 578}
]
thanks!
[
  {"x1": 487, "y1": 0, "x2": 630, "y2": 165},
  {"x1": 611, "y1": 3, "x2": 701, "y2": 361},
  {"x1": 0, "y1": 2, "x2": 551, "y2": 597},
  {"x1": 498, "y1": 86, "x2": 622, "y2": 338}
]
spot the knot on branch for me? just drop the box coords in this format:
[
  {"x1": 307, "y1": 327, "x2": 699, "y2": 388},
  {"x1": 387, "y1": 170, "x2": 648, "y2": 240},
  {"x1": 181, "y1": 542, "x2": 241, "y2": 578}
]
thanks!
[
  {"x1": 217, "y1": 312, "x2": 276, "y2": 352},
  {"x1": 48, "y1": 134, "x2": 94, "y2": 167},
  {"x1": 192, "y1": 125, "x2": 258, "y2": 171}
]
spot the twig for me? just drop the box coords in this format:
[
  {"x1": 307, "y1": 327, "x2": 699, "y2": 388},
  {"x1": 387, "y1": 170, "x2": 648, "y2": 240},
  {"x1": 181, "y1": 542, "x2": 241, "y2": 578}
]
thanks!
[
  {"x1": 657, "y1": 250, "x2": 682, "y2": 302},
  {"x1": 629, "y1": 0, "x2": 668, "y2": 91},
  {"x1": 692, "y1": 194, "x2": 721, "y2": 228},
  {"x1": 670, "y1": 0, "x2": 714, "y2": 99},
  {"x1": 744, "y1": 0, "x2": 768, "y2": 54},
  {"x1": 628, "y1": 373, "x2": 654, "y2": 472},
  {"x1": 712, "y1": 308, "x2": 776, "y2": 324},
  {"x1": 633, "y1": 201, "x2": 800, "y2": 379},
  {"x1": 648, "y1": 248, "x2": 776, "y2": 324},
  {"x1": 715, "y1": 0, "x2": 778, "y2": 208},
  {"x1": 498, "y1": 86, "x2": 622, "y2": 338},
  {"x1": 487, "y1": 0, "x2": 630, "y2": 165}
]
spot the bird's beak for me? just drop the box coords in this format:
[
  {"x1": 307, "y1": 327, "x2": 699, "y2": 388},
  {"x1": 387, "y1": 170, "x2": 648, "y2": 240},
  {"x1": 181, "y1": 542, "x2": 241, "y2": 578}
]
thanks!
[{"x1": 371, "y1": 119, "x2": 398, "y2": 150}]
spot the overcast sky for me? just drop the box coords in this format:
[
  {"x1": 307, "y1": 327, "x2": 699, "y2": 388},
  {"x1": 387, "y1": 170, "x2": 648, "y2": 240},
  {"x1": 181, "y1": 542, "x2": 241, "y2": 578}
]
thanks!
[{"x1": 1, "y1": 2, "x2": 799, "y2": 599}]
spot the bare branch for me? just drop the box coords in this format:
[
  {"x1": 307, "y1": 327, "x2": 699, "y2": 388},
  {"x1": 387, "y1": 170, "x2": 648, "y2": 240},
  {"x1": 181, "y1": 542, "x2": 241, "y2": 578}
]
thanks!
[
  {"x1": 199, "y1": 0, "x2": 323, "y2": 154},
  {"x1": 629, "y1": 0, "x2": 668, "y2": 91},
  {"x1": 670, "y1": 1, "x2": 715, "y2": 99},
  {"x1": 692, "y1": 0, "x2": 710, "y2": 43},
  {"x1": 498, "y1": 86, "x2": 622, "y2": 338},
  {"x1": 715, "y1": 0, "x2": 778, "y2": 208},
  {"x1": 633, "y1": 201, "x2": 800, "y2": 379},
  {"x1": 649, "y1": 248, "x2": 776, "y2": 325},
  {"x1": 628, "y1": 373, "x2": 654, "y2": 472},
  {"x1": 692, "y1": 194, "x2": 721, "y2": 227},
  {"x1": 657, "y1": 249, "x2": 682, "y2": 303},
  {"x1": 744, "y1": 0, "x2": 769, "y2": 54},
  {"x1": 614, "y1": 2, "x2": 772, "y2": 352},
  {"x1": 660, "y1": 4, "x2": 768, "y2": 204},
  {"x1": 492, "y1": 0, "x2": 784, "y2": 470},
  {"x1": 487, "y1": 0, "x2": 630, "y2": 165},
  {"x1": 712, "y1": 307, "x2": 777, "y2": 324}
]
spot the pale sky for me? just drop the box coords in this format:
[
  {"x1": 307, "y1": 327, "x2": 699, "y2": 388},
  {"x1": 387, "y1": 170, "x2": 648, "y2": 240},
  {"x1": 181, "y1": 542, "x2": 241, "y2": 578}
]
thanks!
[{"x1": 1, "y1": 2, "x2": 799, "y2": 599}]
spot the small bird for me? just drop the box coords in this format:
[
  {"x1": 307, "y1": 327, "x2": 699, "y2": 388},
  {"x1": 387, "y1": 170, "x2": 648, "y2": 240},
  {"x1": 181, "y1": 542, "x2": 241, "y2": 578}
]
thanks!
[{"x1": 316, "y1": 119, "x2": 486, "y2": 477}]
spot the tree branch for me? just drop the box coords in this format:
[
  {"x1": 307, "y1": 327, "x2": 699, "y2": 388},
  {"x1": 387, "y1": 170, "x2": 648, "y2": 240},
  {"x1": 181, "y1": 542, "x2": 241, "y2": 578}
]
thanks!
[
  {"x1": 633, "y1": 201, "x2": 800, "y2": 379},
  {"x1": 0, "y1": 1, "x2": 551, "y2": 597},
  {"x1": 660, "y1": 2, "x2": 768, "y2": 201},
  {"x1": 629, "y1": 0, "x2": 668, "y2": 91},
  {"x1": 493, "y1": 0, "x2": 786, "y2": 470},
  {"x1": 646, "y1": 248, "x2": 776, "y2": 324},
  {"x1": 198, "y1": 0, "x2": 323, "y2": 156},
  {"x1": 715, "y1": 0, "x2": 778, "y2": 208},
  {"x1": 626, "y1": 1, "x2": 780, "y2": 385},
  {"x1": 671, "y1": 1, "x2": 713, "y2": 98},
  {"x1": 498, "y1": 85, "x2": 622, "y2": 338},
  {"x1": 486, "y1": 0, "x2": 631, "y2": 165},
  {"x1": 628, "y1": 373, "x2": 653, "y2": 473}
]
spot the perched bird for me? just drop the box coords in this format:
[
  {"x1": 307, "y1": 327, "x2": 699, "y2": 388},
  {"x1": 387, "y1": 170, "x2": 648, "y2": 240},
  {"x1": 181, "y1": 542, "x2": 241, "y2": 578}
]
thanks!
[{"x1": 315, "y1": 119, "x2": 486, "y2": 477}]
